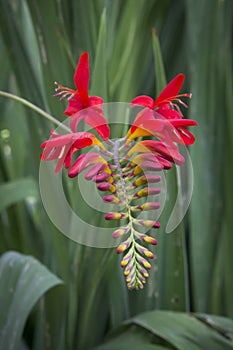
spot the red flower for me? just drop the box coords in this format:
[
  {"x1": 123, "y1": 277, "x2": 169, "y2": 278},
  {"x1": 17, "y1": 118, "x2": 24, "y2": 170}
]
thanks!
[
  {"x1": 54, "y1": 52, "x2": 110, "y2": 140},
  {"x1": 130, "y1": 74, "x2": 197, "y2": 145},
  {"x1": 40, "y1": 130, "x2": 103, "y2": 174}
]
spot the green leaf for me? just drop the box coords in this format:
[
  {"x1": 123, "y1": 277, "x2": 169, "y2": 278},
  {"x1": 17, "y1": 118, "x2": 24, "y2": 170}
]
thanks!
[
  {"x1": 0, "y1": 251, "x2": 63, "y2": 350},
  {"x1": 152, "y1": 28, "x2": 166, "y2": 94},
  {"x1": 90, "y1": 8, "x2": 108, "y2": 101},
  {"x1": 130, "y1": 310, "x2": 233, "y2": 350},
  {"x1": 96, "y1": 311, "x2": 233, "y2": 350},
  {"x1": 0, "y1": 178, "x2": 38, "y2": 212}
]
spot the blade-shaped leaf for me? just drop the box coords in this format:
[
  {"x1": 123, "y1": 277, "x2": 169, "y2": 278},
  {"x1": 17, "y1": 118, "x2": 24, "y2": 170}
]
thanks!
[
  {"x1": 0, "y1": 251, "x2": 63, "y2": 350},
  {"x1": 0, "y1": 178, "x2": 38, "y2": 212}
]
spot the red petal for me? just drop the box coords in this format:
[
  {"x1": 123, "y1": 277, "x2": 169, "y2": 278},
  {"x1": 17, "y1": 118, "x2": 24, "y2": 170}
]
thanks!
[
  {"x1": 131, "y1": 96, "x2": 154, "y2": 108},
  {"x1": 74, "y1": 52, "x2": 89, "y2": 99},
  {"x1": 68, "y1": 152, "x2": 106, "y2": 178},
  {"x1": 154, "y1": 74, "x2": 185, "y2": 107},
  {"x1": 170, "y1": 119, "x2": 198, "y2": 127},
  {"x1": 89, "y1": 95, "x2": 104, "y2": 106},
  {"x1": 157, "y1": 104, "x2": 182, "y2": 119},
  {"x1": 130, "y1": 108, "x2": 158, "y2": 134},
  {"x1": 64, "y1": 96, "x2": 84, "y2": 116},
  {"x1": 85, "y1": 107, "x2": 110, "y2": 140},
  {"x1": 130, "y1": 140, "x2": 184, "y2": 165},
  {"x1": 176, "y1": 127, "x2": 196, "y2": 145},
  {"x1": 70, "y1": 111, "x2": 85, "y2": 132}
]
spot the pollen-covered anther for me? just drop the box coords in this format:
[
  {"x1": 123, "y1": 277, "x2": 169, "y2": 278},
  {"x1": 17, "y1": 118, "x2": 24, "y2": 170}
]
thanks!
[
  {"x1": 102, "y1": 195, "x2": 121, "y2": 204},
  {"x1": 104, "y1": 212, "x2": 128, "y2": 220},
  {"x1": 97, "y1": 182, "x2": 116, "y2": 193},
  {"x1": 133, "y1": 174, "x2": 161, "y2": 187},
  {"x1": 131, "y1": 202, "x2": 160, "y2": 212}
]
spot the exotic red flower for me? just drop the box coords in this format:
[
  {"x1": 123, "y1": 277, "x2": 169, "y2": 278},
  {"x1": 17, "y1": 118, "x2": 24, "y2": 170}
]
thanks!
[
  {"x1": 130, "y1": 74, "x2": 197, "y2": 145},
  {"x1": 40, "y1": 130, "x2": 103, "y2": 173},
  {"x1": 41, "y1": 52, "x2": 198, "y2": 290},
  {"x1": 54, "y1": 52, "x2": 110, "y2": 140}
]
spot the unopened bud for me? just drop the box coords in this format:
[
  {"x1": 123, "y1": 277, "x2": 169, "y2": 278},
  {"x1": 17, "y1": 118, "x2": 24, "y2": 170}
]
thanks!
[
  {"x1": 97, "y1": 182, "x2": 116, "y2": 193},
  {"x1": 105, "y1": 212, "x2": 128, "y2": 220},
  {"x1": 92, "y1": 172, "x2": 110, "y2": 183},
  {"x1": 103, "y1": 195, "x2": 121, "y2": 204},
  {"x1": 112, "y1": 227, "x2": 129, "y2": 238},
  {"x1": 133, "y1": 187, "x2": 160, "y2": 198},
  {"x1": 131, "y1": 202, "x2": 160, "y2": 212},
  {"x1": 135, "y1": 219, "x2": 160, "y2": 229},
  {"x1": 133, "y1": 175, "x2": 161, "y2": 187},
  {"x1": 116, "y1": 240, "x2": 130, "y2": 253},
  {"x1": 142, "y1": 235, "x2": 158, "y2": 245}
]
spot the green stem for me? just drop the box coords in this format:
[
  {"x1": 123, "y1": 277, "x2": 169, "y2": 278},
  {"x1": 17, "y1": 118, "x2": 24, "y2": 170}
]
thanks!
[{"x1": 0, "y1": 90, "x2": 71, "y2": 133}]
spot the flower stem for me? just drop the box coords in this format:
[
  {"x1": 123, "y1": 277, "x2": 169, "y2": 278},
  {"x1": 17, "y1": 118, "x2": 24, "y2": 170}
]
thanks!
[{"x1": 0, "y1": 90, "x2": 71, "y2": 133}]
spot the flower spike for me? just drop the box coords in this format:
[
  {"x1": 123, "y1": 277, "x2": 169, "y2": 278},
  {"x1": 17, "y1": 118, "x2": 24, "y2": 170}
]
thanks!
[{"x1": 40, "y1": 52, "x2": 198, "y2": 290}]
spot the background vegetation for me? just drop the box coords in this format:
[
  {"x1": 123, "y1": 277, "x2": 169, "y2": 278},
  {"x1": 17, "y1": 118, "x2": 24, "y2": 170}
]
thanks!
[{"x1": 0, "y1": 0, "x2": 232, "y2": 349}]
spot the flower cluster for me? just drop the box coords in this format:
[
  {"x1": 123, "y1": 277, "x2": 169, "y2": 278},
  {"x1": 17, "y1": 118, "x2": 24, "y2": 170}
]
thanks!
[{"x1": 41, "y1": 52, "x2": 197, "y2": 290}]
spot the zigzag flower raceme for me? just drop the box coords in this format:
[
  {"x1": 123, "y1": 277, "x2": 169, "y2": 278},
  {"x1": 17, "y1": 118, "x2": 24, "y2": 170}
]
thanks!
[{"x1": 41, "y1": 52, "x2": 197, "y2": 290}]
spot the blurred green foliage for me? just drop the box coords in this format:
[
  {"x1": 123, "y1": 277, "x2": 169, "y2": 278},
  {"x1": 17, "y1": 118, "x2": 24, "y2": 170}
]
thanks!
[{"x1": 0, "y1": 0, "x2": 232, "y2": 349}]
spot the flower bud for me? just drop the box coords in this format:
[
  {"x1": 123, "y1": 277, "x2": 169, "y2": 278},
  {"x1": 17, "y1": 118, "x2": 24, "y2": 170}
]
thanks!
[
  {"x1": 131, "y1": 202, "x2": 160, "y2": 212},
  {"x1": 133, "y1": 161, "x2": 163, "y2": 175},
  {"x1": 135, "y1": 244, "x2": 155, "y2": 258},
  {"x1": 133, "y1": 175, "x2": 161, "y2": 187},
  {"x1": 104, "y1": 212, "x2": 128, "y2": 220},
  {"x1": 142, "y1": 235, "x2": 158, "y2": 245},
  {"x1": 134, "y1": 219, "x2": 160, "y2": 229},
  {"x1": 112, "y1": 227, "x2": 129, "y2": 238},
  {"x1": 133, "y1": 187, "x2": 160, "y2": 198},
  {"x1": 136, "y1": 254, "x2": 152, "y2": 269},
  {"x1": 102, "y1": 195, "x2": 121, "y2": 204},
  {"x1": 116, "y1": 240, "x2": 131, "y2": 253},
  {"x1": 92, "y1": 172, "x2": 110, "y2": 183},
  {"x1": 97, "y1": 182, "x2": 116, "y2": 193}
]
